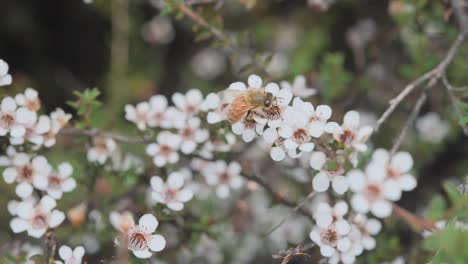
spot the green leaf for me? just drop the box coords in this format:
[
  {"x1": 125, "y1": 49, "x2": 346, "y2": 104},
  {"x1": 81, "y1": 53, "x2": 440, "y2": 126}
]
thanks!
[{"x1": 444, "y1": 182, "x2": 462, "y2": 204}]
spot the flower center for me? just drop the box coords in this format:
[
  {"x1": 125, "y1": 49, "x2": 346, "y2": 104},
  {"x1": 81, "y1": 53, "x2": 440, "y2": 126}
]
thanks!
[
  {"x1": 386, "y1": 166, "x2": 400, "y2": 179},
  {"x1": 293, "y1": 128, "x2": 310, "y2": 144},
  {"x1": 186, "y1": 105, "x2": 197, "y2": 114},
  {"x1": 26, "y1": 99, "x2": 41, "y2": 112},
  {"x1": 128, "y1": 232, "x2": 148, "y2": 251},
  {"x1": 220, "y1": 172, "x2": 230, "y2": 183},
  {"x1": 340, "y1": 129, "x2": 355, "y2": 145},
  {"x1": 243, "y1": 113, "x2": 257, "y2": 129},
  {"x1": 17, "y1": 165, "x2": 34, "y2": 182},
  {"x1": 320, "y1": 228, "x2": 338, "y2": 246},
  {"x1": 160, "y1": 145, "x2": 172, "y2": 156},
  {"x1": 48, "y1": 175, "x2": 63, "y2": 189},
  {"x1": 264, "y1": 105, "x2": 281, "y2": 120},
  {"x1": 365, "y1": 184, "x2": 382, "y2": 200},
  {"x1": 163, "y1": 189, "x2": 178, "y2": 202},
  {"x1": 180, "y1": 128, "x2": 193, "y2": 138},
  {"x1": 32, "y1": 213, "x2": 48, "y2": 230},
  {"x1": 1, "y1": 114, "x2": 15, "y2": 127}
]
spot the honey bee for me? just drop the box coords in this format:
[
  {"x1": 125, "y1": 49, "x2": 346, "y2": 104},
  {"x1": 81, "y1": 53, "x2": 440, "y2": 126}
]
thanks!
[{"x1": 219, "y1": 89, "x2": 276, "y2": 124}]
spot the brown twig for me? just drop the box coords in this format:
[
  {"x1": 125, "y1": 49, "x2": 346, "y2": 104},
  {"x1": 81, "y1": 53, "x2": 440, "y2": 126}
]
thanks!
[{"x1": 392, "y1": 203, "x2": 436, "y2": 232}]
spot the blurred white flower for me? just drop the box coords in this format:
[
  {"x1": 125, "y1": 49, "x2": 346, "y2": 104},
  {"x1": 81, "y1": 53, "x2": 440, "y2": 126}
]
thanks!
[
  {"x1": 45, "y1": 162, "x2": 76, "y2": 199},
  {"x1": 110, "y1": 211, "x2": 135, "y2": 233},
  {"x1": 151, "y1": 171, "x2": 193, "y2": 211},
  {"x1": 15, "y1": 88, "x2": 41, "y2": 112},
  {"x1": 314, "y1": 201, "x2": 349, "y2": 229},
  {"x1": 202, "y1": 160, "x2": 244, "y2": 199},
  {"x1": 334, "y1": 110, "x2": 373, "y2": 152},
  {"x1": 175, "y1": 117, "x2": 209, "y2": 154},
  {"x1": 310, "y1": 219, "x2": 352, "y2": 257},
  {"x1": 10, "y1": 195, "x2": 65, "y2": 238},
  {"x1": 347, "y1": 168, "x2": 401, "y2": 218},
  {"x1": 313, "y1": 169, "x2": 349, "y2": 195},
  {"x1": 141, "y1": 16, "x2": 175, "y2": 45},
  {"x1": 0, "y1": 59, "x2": 12, "y2": 86},
  {"x1": 416, "y1": 112, "x2": 449, "y2": 143},
  {"x1": 0, "y1": 97, "x2": 27, "y2": 138},
  {"x1": 146, "y1": 131, "x2": 181, "y2": 167},
  {"x1": 265, "y1": 52, "x2": 289, "y2": 77},
  {"x1": 125, "y1": 102, "x2": 151, "y2": 131},
  {"x1": 147, "y1": 95, "x2": 172, "y2": 128},
  {"x1": 172, "y1": 89, "x2": 204, "y2": 117},
  {"x1": 369, "y1": 149, "x2": 417, "y2": 192},
  {"x1": 2, "y1": 153, "x2": 51, "y2": 198},
  {"x1": 191, "y1": 48, "x2": 226, "y2": 80},
  {"x1": 87, "y1": 135, "x2": 117, "y2": 165},
  {"x1": 54, "y1": 245, "x2": 85, "y2": 264},
  {"x1": 280, "y1": 75, "x2": 317, "y2": 98},
  {"x1": 351, "y1": 214, "x2": 382, "y2": 250}
]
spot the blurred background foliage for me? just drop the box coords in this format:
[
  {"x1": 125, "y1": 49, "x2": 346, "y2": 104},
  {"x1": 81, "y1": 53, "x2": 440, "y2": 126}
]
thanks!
[{"x1": 0, "y1": 0, "x2": 467, "y2": 263}]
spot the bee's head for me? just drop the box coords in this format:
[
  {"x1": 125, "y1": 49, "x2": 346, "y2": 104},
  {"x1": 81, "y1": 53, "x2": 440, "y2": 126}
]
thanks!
[{"x1": 264, "y1": 92, "x2": 275, "y2": 107}]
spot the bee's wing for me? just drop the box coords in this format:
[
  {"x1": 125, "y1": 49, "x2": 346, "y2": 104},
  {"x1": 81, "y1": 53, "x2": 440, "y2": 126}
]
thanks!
[
  {"x1": 222, "y1": 95, "x2": 252, "y2": 124},
  {"x1": 218, "y1": 90, "x2": 248, "y2": 103}
]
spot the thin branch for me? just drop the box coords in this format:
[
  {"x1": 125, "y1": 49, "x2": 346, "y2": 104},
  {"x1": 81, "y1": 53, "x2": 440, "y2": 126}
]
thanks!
[
  {"x1": 242, "y1": 171, "x2": 314, "y2": 221},
  {"x1": 60, "y1": 127, "x2": 152, "y2": 144},
  {"x1": 442, "y1": 75, "x2": 468, "y2": 135},
  {"x1": 374, "y1": 32, "x2": 466, "y2": 132},
  {"x1": 392, "y1": 203, "x2": 436, "y2": 232},
  {"x1": 389, "y1": 92, "x2": 427, "y2": 156}
]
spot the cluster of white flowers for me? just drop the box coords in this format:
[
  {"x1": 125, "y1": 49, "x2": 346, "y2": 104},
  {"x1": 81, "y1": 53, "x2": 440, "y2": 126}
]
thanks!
[
  {"x1": 0, "y1": 88, "x2": 71, "y2": 148},
  {"x1": 0, "y1": 59, "x2": 13, "y2": 86},
  {"x1": 310, "y1": 201, "x2": 382, "y2": 263}
]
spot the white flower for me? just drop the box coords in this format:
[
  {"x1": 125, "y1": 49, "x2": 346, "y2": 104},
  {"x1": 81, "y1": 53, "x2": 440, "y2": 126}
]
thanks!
[
  {"x1": 10, "y1": 195, "x2": 65, "y2": 238},
  {"x1": 0, "y1": 97, "x2": 27, "y2": 137},
  {"x1": 334, "y1": 110, "x2": 373, "y2": 152},
  {"x1": 328, "y1": 225, "x2": 364, "y2": 264},
  {"x1": 55, "y1": 245, "x2": 85, "y2": 264},
  {"x1": 45, "y1": 162, "x2": 76, "y2": 199},
  {"x1": 151, "y1": 171, "x2": 193, "y2": 211},
  {"x1": 202, "y1": 93, "x2": 225, "y2": 124},
  {"x1": 309, "y1": 219, "x2": 352, "y2": 257},
  {"x1": 232, "y1": 118, "x2": 264, "y2": 143},
  {"x1": 314, "y1": 201, "x2": 350, "y2": 230},
  {"x1": 308, "y1": 104, "x2": 341, "y2": 138},
  {"x1": 273, "y1": 98, "x2": 315, "y2": 157},
  {"x1": 147, "y1": 95, "x2": 173, "y2": 128},
  {"x1": 280, "y1": 75, "x2": 316, "y2": 98},
  {"x1": 312, "y1": 169, "x2": 349, "y2": 195},
  {"x1": 172, "y1": 89, "x2": 204, "y2": 117},
  {"x1": 0, "y1": 145, "x2": 17, "y2": 167},
  {"x1": 347, "y1": 168, "x2": 402, "y2": 218},
  {"x1": 125, "y1": 102, "x2": 151, "y2": 130},
  {"x1": 15, "y1": 88, "x2": 41, "y2": 112},
  {"x1": 2, "y1": 153, "x2": 52, "y2": 198},
  {"x1": 369, "y1": 149, "x2": 417, "y2": 192},
  {"x1": 202, "y1": 161, "x2": 244, "y2": 199},
  {"x1": 10, "y1": 114, "x2": 51, "y2": 147},
  {"x1": 175, "y1": 117, "x2": 209, "y2": 154},
  {"x1": 110, "y1": 211, "x2": 135, "y2": 233},
  {"x1": 87, "y1": 135, "x2": 117, "y2": 164},
  {"x1": 351, "y1": 214, "x2": 382, "y2": 250},
  {"x1": 146, "y1": 132, "x2": 181, "y2": 167},
  {"x1": 122, "y1": 214, "x2": 166, "y2": 259},
  {"x1": 0, "y1": 59, "x2": 12, "y2": 86},
  {"x1": 416, "y1": 112, "x2": 449, "y2": 143}
]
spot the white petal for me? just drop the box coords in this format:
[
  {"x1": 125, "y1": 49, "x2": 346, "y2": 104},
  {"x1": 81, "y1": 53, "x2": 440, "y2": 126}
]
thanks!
[
  {"x1": 316, "y1": 105, "x2": 332, "y2": 119},
  {"x1": 299, "y1": 142, "x2": 314, "y2": 152},
  {"x1": 176, "y1": 189, "x2": 193, "y2": 202},
  {"x1": 370, "y1": 200, "x2": 392, "y2": 218},
  {"x1": 216, "y1": 185, "x2": 230, "y2": 199},
  {"x1": 262, "y1": 127, "x2": 278, "y2": 143},
  {"x1": 310, "y1": 151, "x2": 326, "y2": 170},
  {"x1": 40, "y1": 195, "x2": 57, "y2": 212},
  {"x1": 167, "y1": 172, "x2": 184, "y2": 190},
  {"x1": 316, "y1": 213, "x2": 333, "y2": 229},
  {"x1": 366, "y1": 219, "x2": 382, "y2": 235},
  {"x1": 391, "y1": 152, "x2": 413, "y2": 173},
  {"x1": 351, "y1": 194, "x2": 370, "y2": 213},
  {"x1": 270, "y1": 147, "x2": 285, "y2": 161},
  {"x1": 337, "y1": 237, "x2": 351, "y2": 252},
  {"x1": 62, "y1": 178, "x2": 76, "y2": 192},
  {"x1": 139, "y1": 214, "x2": 158, "y2": 233},
  {"x1": 10, "y1": 218, "x2": 29, "y2": 233},
  {"x1": 228, "y1": 82, "x2": 247, "y2": 90},
  {"x1": 148, "y1": 234, "x2": 166, "y2": 252},
  {"x1": 333, "y1": 201, "x2": 349, "y2": 216},
  {"x1": 309, "y1": 122, "x2": 325, "y2": 138},
  {"x1": 398, "y1": 174, "x2": 417, "y2": 191},
  {"x1": 312, "y1": 172, "x2": 330, "y2": 192},
  {"x1": 231, "y1": 122, "x2": 244, "y2": 135},
  {"x1": 59, "y1": 246, "x2": 73, "y2": 259},
  {"x1": 372, "y1": 149, "x2": 389, "y2": 164},
  {"x1": 58, "y1": 163, "x2": 73, "y2": 177},
  {"x1": 362, "y1": 236, "x2": 376, "y2": 250},
  {"x1": 343, "y1": 110, "x2": 360, "y2": 129},
  {"x1": 365, "y1": 162, "x2": 386, "y2": 182},
  {"x1": 73, "y1": 246, "x2": 85, "y2": 259},
  {"x1": 16, "y1": 182, "x2": 33, "y2": 198},
  {"x1": 346, "y1": 169, "x2": 366, "y2": 191},
  {"x1": 3, "y1": 168, "x2": 17, "y2": 183},
  {"x1": 247, "y1": 74, "x2": 262, "y2": 89},
  {"x1": 133, "y1": 249, "x2": 152, "y2": 259},
  {"x1": 324, "y1": 122, "x2": 342, "y2": 134},
  {"x1": 167, "y1": 202, "x2": 184, "y2": 211},
  {"x1": 383, "y1": 180, "x2": 402, "y2": 201},
  {"x1": 242, "y1": 129, "x2": 256, "y2": 142},
  {"x1": 320, "y1": 245, "x2": 335, "y2": 257},
  {"x1": 335, "y1": 219, "x2": 351, "y2": 235},
  {"x1": 265, "y1": 82, "x2": 279, "y2": 94},
  {"x1": 332, "y1": 176, "x2": 349, "y2": 195},
  {"x1": 49, "y1": 210, "x2": 65, "y2": 228},
  {"x1": 150, "y1": 177, "x2": 164, "y2": 191}
]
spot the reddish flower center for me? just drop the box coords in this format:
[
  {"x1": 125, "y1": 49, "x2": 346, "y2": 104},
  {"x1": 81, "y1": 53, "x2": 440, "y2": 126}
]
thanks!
[
  {"x1": 264, "y1": 105, "x2": 281, "y2": 120},
  {"x1": 32, "y1": 213, "x2": 48, "y2": 230},
  {"x1": 386, "y1": 166, "x2": 400, "y2": 179},
  {"x1": 180, "y1": 128, "x2": 193, "y2": 138},
  {"x1": 128, "y1": 232, "x2": 148, "y2": 251},
  {"x1": 320, "y1": 229, "x2": 338, "y2": 246},
  {"x1": 220, "y1": 172, "x2": 230, "y2": 183},
  {"x1": 17, "y1": 165, "x2": 34, "y2": 182},
  {"x1": 160, "y1": 145, "x2": 172, "y2": 156},
  {"x1": 1, "y1": 114, "x2": 15, "y2": 127},
  {"x1": 340, "y1": 129, "x2": 355, "y2": 145},
  {"x1": 48, "y1": 175, "x2": 63, "y2": 189},
  {"x1": 365, "y1": 184, "x2": 382, "y2": 200},
  {"x1": 163, "y1": 189, "x2": 178, "y2": 202},
  {"x1": 26, "y1": 99, "x2": 41, "y2": 112},
  {"x1": 293, "y1": 128, "x2": 310, "y2": 144}
]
